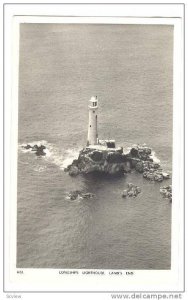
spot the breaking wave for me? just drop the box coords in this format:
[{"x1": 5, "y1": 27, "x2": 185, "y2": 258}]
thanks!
[
  {"x1": 33, "y1": 165, "x2": 47, "y2": 173},
  {"x1": 19, "y1": 140, "x2": 49, "y2": 154},
  {"x1": 45, "y1": 145, "x2": 80, "y2": 170},
  {"x1": 61, "y1": 149, "x2": 80, "y2": 169},
  {"x1": 151, "y1": 151, "x2": 160, "y2": 164},
  {"x1": 19, "y1": 141, "x2": 161, "y2": 174},
  {"x1": 19, "y1": 140, "x2": 80, "y2": 171}
]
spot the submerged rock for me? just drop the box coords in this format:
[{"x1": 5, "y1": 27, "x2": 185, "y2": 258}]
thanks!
[
  {"x1": 24, "y1": 144, "x2": 32, "y2": 150},
  {"x1": 122, "y1": 183, "x2": 141, "y2": 198},
  {"x1": 35, "y1": 145, "x2": 46, "y2": 156},
  {"x1": 143, "y1": 169, "x2": 170, "y2": 182},
  {"x1": 82, "y1": 192, "x2": 95, "y2": 199},
  {"x1": 160, "y1": 185, "x2": 172, "y2": 202},
  {"x1": 22, "y1": 144, "x2": 46, "y2": 156},
  {"x1": 122, "y1": 190, "x2": 128, "y2": 198},
  {"x1": 67, "y1": 190, "x2": 95, "y2": 201}
]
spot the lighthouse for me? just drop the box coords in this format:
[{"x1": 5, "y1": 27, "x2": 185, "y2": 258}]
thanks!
[{"x1": 87, "y1": 96, "x2": 98, "y2": 146}]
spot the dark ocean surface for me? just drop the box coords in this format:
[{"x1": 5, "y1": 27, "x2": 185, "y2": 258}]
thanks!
[{"x1": 17, "y1": 24, "x2": 173, "y2": 269}]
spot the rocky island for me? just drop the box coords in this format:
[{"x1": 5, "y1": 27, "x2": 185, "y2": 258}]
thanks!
[
  {"x1": 64, "y1": 145, "x2": 131, "y2": 176},
  {"x1": 65, "y1": 96, "x2": 170, "y2": 184},
  {"x1": 21, "y1": 96, "x2": 172, "y2": 201},
  {"x1": 22, "y1": 143, "x2": 46, "y2": 156},
  {"x1": 65, "y1": 143, "x2": 170, "y2": 183}
]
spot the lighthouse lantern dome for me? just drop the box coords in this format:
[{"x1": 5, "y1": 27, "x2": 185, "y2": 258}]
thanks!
[{"x1": 89, "y1": 96, "x2": 98, "y2": 108}]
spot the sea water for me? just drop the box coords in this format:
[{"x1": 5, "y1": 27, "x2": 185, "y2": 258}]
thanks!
[{"x1": 17, "y1": 24, "x2": 173, "y2": 269}]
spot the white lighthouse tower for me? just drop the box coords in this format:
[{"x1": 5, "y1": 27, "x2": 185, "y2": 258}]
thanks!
[{"x1": 87, "y1": 96, "x2": 98, "y2": 146}]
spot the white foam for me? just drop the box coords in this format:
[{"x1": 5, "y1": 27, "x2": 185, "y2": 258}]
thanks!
[
  {"x1": 44, "y1": 145, "x2": 80, "y2": 170},
  {"x1": 19, "y1": 140, "x2": 80, "y2": 171},
  {"x1": 61, "y1": 149, "x2": 80, "y2": 169},
  {"x1": 151, "y1": 151, "x2": 161, "y2": 164},
  {"x1": 19, "y1": 147, "x2": 32, "y2": 154},
  {"x1": 19, "y1": 140, "x2": 49, "y2": 153},
  {"x1": 33, "y1": 165, "x2": 47, "y2": 173},
  {"x1": 43, "y1": 148, "x2": 51, "y2": 157}
]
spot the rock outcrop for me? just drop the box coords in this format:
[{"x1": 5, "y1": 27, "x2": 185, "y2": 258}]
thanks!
[
  {"x1": 66, "y1": 190, "x2": 95, "y2": 201},
  {"x1": 65, "y1": 148, "x2": 131, "y2": 176},
  {"x1": 129, "y1": 145, "x2": 170, "y2": 182},
  {"x1": 160, "y1": 185, "x2": 172, "y2": 202},
  {"x1": 65, "y1": 144, "x2": 170, "y2": 182},
  {"x1": 22, "y1": 144, "x2": 46, "y2": 156},
  {"x1": 122, "y1": 183, "x2": 141, "y2": 198}
]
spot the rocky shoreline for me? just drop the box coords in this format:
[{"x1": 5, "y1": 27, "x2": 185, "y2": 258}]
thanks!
[
  {"x1": 130, "y1": 145, "x2": 170, "y2": 182},
  {"x1": 64, "y1": 147, "x2": 131, "y2": 176},
  {"x1": 21, "y1": 142, "x2": 172, "y2": 202},
  {"x1": 64, "y1": 144, "x2": 172, "y2": 202},
  {"x1": 65, "y1": 144, "x2": 170, "y2": 183}
]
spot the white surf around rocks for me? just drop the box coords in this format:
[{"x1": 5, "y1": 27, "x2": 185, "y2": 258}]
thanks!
[{"x1": 19, "y1": 140, "x2": 80, "y2": 171}]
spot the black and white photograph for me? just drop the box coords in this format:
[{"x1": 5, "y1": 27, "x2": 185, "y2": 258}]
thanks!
[
  {"x1": 3, "y1": 3, "x2": 185, "y2": 296},
  {"x1": 17, "y1": 22, "x2": 173, "y2": 270}
]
